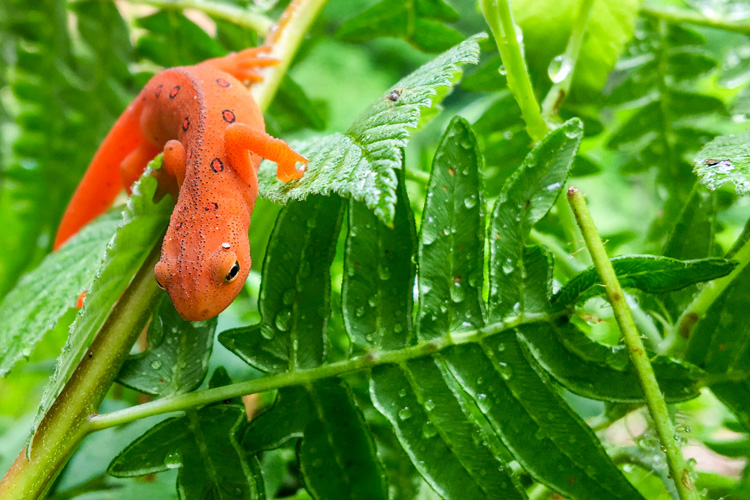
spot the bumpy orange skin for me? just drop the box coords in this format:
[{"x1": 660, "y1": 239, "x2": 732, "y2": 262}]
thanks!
[{"x1": 54, "y1": 49, "x2": 306, "y2": 321}]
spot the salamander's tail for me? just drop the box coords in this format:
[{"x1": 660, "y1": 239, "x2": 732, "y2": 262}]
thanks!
[{"x1": 54, "y1": 99, "x2": 147, "y2": 251}]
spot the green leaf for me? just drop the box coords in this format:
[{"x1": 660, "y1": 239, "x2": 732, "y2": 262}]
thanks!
[
  {"x1": 442, "y1": 337, "x2": 644, "y2": 500},
  {"x1": 461, "y1": 55, "x2": 507, "y2": 92},
  {"x1": 684, "y1": 261, "x2": 750, "y2": 430},
  {"x1": 267, "y1": 75, "x2": 327, "y2": 133},
  {"x1": 519, "y1": 322, "x2": 701, "y2": 403},
  {"x1": 219, "y1": 195, "x2": 344, "y2": 373},
  {"x1": 418, "y1": 117, "x2": 485, "y2": 339},
  {"x1": 243, "y1": 380, "x2": 388, "y2": 500},
  {"x1": 488, "y1": 119, "x2": 583, "y2": 321},
  {"x1": 370, "y1": 360, "x2": 525, "y2": 499},
  {"x1": 343, "y1": 167, "x2": 416, "y2": 351},
  {"x1": 0, "y1": 210, "x2": 119, "y2": 377},
  {"x1": 116, "y1": 296, "x2": 216, "y2": 396},
  {"x1": 336, "y1": 0, "x2": 462, "y2": 53},
  {"x1": 0, "y1": 0, "x2": 135, "y2": 298},
  {"x1": 258, "y1": 35, "x2": 483, "y2": 226},
  {"x1": 694, "y1": 131, "x2": 750, "y2": 194},
  {"x1": 32, "y1": 163, "x2": 172, "y2": 440},
  {"x1": 108, "y1": 405, "x2": 264, "y2": 500},
  {"x1": 552, "y1": 256, "x2": 736, "y2": 307},
  {"x1": 135, "y1": 10, "x2": 224, "y2": 67},
  {"x1": 511, "y1": 0, "x2": 639, "y2": 92},
  {"x1": 662, "y1": 184, "x2": 717, "y2": 261}
]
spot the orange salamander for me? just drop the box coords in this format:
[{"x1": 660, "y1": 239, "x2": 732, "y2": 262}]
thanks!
[{"x1": 54, "y1": 47, "x2": 307, "y2": 321}]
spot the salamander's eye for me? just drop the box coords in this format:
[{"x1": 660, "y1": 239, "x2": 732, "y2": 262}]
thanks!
[
  {"x1": 155, "y1": 275, "x2": 166, "y2": 290},
  {"x1": 225, "y1": 261, "x2": 240, "y2": 283}
]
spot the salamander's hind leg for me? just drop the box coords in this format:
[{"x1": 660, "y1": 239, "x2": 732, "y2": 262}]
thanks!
[
  {"x1": 200, "y1": 46, "x2": 278, "y2": 84},
  {"x1": 225, "y1": 122, "x2": 307, "y2": 184},
  {"x1": 121, "y1": 141, "x2": 161, "y2": 194}
]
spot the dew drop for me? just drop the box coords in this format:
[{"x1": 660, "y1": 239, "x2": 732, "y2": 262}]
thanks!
[
  {"x1": 378, "y1": 264, "x2": 391, "y2": 281},
  {"x1": 548, "y1": 54, "x2": 572, "y2": 83},
  {"x1": 424, "y1": 400, "x2": 436, "y2": 411},
  {"x1": 164, "y1": 451, "x2": 181, "y2": 469},
  {"x1": 501, "y1": 259, "x2": 514, "y2": 274},
  {"x1": 498, "y1": 362, "x2": 513, "y2": 380},
  {"x1": 150, "y1": 359, "x2": 162, "y2": 370},
  {"x1": 398, "y1": 407, "x2": 412, "y2": 420},
  {"x1": 464, "y1": 195, "x2": 478, "y2": 209},
  {"x1": 422, "y1": 421, "x2": 438, "y2": 438},
  {"x1": 274, "y1": 309, "x2": 293, "y2": 332}
]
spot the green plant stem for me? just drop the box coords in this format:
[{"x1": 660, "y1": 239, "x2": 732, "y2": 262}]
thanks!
[
  {"x1": 664, "y1": 232, "x2": 750, "y2": 356},
  {"x1": 0, "y1": 246, "x2": 162, "y2": 500},
  {"x1": 404, "y1": 167, "x2": 430, "y2": 186},
  {"x1": 641, "y1": 4, "x2": 750, "y2": 35},
  {"x1": 123, "y1": 0, "x2": 273, "y2": 33},
  {"x1": 541, "y1": 0, "x2": 596, "y2": 118},
  {"x1": 566, "y1": 187, "x2": 698, "y2": 500},
  {"x1": 252, "y1": 0, "x2": 330, "y2": 111},
  {"x1": 479, "y1": 0, "x2": 548, "y2": 142},
  {"x1": 88, "y1": 312, "x2": 555, "y2": 431}
]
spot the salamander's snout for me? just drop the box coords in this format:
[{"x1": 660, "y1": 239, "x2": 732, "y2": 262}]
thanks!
[{"x1": 153, "y1": 241, "x2": 251, "y2": 322}]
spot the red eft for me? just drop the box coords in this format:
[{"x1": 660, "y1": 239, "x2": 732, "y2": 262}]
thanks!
[{"x1": 54, "y1": 47, "x2": 307, "y2": 321}]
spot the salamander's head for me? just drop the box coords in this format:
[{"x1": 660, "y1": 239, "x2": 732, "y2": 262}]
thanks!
[{"x1": 154, "y1": 209, "x2": 251, "y2": 321}]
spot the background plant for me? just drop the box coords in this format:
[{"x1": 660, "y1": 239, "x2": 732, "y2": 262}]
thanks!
[{"x1": 2, "y1": 0, "x2": 750, "y2": 499}]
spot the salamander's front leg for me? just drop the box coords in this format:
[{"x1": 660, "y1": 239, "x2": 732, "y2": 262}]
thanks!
[
  {"x1": 120, "y1": 141, "x2": 162, "y2": 194},
  {"x1": 201, "y1": 46, "x2": 278, "y2": 84},
  {"x1": 225, "y1": 122, "x2": 307, "y2": 183}
]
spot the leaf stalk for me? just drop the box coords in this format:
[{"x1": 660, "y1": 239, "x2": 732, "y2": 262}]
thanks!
[
  {"x1": 88, "y1": 312, "x2": 555, "y2": 431},
  {"x1": 566, "y1": 186, "x2": 698, "y2": 500},
  {"x1": 541, "y1": 0, "x2": 596, "y2": 118},
  {"x1": 122, "y1": 0, "x2": 273, "y2": 33},
  {"x1": 641, "y1": 4, "x2": 750, "y2": 35},
  {"x1": 479, "y1": 0, "x2": 548, "y2": 142},
  {"x1": 0, "y1": 246, "x2": 163, "y2": 500},
  {"x1": 664, "y1": 230, "x2": 750, "y2": 356}
]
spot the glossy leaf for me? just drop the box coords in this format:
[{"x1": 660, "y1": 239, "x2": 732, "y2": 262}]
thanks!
[
  {"x1": 519, "y1": 322, "x2": 701, "y2": 403},
  {"x1": 442, "y1": 338, "x2": 644, "y2": 500},
  {"x1": 370, "y1": 361, "x2": 525, "y2": 499},
  {"x1": 242, "y1": 380, "x2": 388, "y2": 500},
  {"x1": 694, "y1": 131, "x2": 750, "y2": 194},
  {"x1": 552, "y1": 256, "x2": 736, "y2": 307},
  {"x1": 32, "y1": 163, "x2": 173, "y2": 438},
  {"x1": 258, "y1": 35, "x2": 483, "y2": 226},
  {"x1": 116, "y1": 296, "x2": 216, "y2": 396},
  {"x1": 488, "y1": 119, "x2": 583, "y2": 321},
  {"x1": 343, "y1": 168, "x2": 416, "y2": 351},
  {"x1": 0, "y1": 211, "x2": 119, "y2": 377},
  {"x1": 109, "y1": 405, "x2": 264, "y2": 500},
  {"x1": 219, "y1": 195, "x2": 344, "y2": 373},
  {"x1": 418, "y1": 117, "x2": 485, "y2": 339}
]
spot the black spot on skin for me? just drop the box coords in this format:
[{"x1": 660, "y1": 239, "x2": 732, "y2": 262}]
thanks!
[
  {"x1": 211, "y1": 158, "x2": 224, "y2": 173},
  {"x1": 169, "y1": 86, "x2": 180, "y2": 99},
  {"x1": 216, "y1": 77, "x2": 231, "y2": 88},
  {"x1": 155, "y1": 85, "x2": 163, "y2": 98},
  {"x1": 204, "y1": 202, "x2": 219, "y2": 211},
  {"x1": 182, "y1": 117, "x2": 190, "y2": 132},
  {"x1": 222, "y1": 110, "x2": 236, "y2": 123}
]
